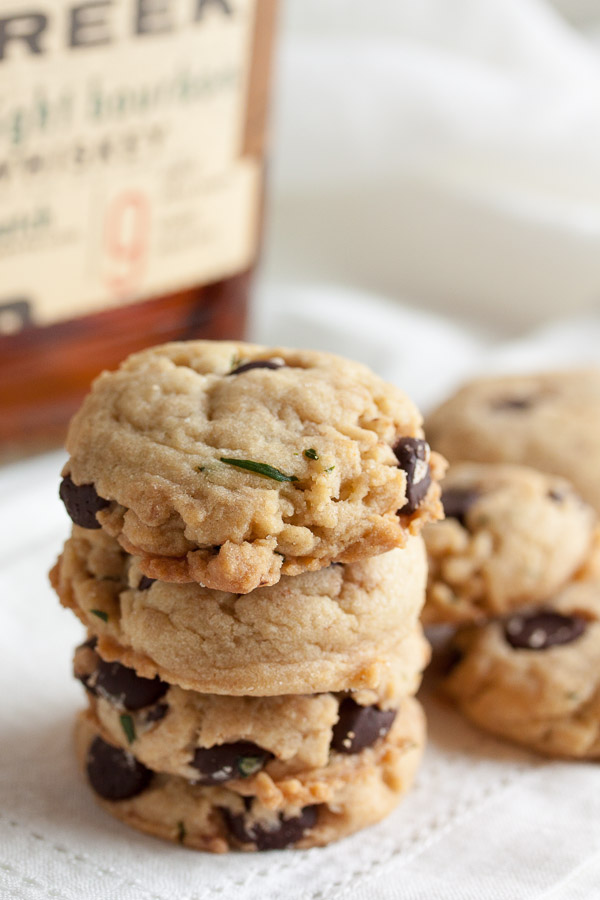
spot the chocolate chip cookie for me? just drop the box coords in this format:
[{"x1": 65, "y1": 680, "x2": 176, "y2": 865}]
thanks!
[
  {"x1": 75, "y1": 637, "x2": 416, "y2": 782},
  {"x1": 75, "y1": 697, "x2": 425, "y2": 851},
  {"x1": 423, "y1": 463, "x2": 596, "y2": 625},
  {"x1": 444, "y1": 577, "x2": 600, "y2": 758},
  {"x1": 426, "y1": 369, "x2": 600, "y2": 513},
  {"x1": 52, "y1": 526, "x2": 429, "y2": 696},
  {"x1": 61, "y1": 341, "x2": 444, "y2": 592}
]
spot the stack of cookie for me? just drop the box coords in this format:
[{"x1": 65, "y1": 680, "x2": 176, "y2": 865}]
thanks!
[
  {"x1": 422, "y1": 371, "x2": 600, "y2": 759},
  {"x1": 50, "y1": 341, "x2": 444, "y2": 852}
]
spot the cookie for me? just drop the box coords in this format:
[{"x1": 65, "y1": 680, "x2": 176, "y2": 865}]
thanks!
[
  {"x1": 423, "y1": 463, "x2": 595, "y2": 625},
  {"x1": 75, "y1": 637, "x2": 417, "y2": 781},
  {"x1": 426, "y1": 369, "x2": 600, "y2": 513},
  {"x1": 75, "y1": 697, "x2": 426, "y2": 851},
  {"x1": 61, "y1": 341, "x2": 444, "y2": 592},
  {"x1": 51, "y1": 526, "x2": 429, "y2": 696},
  {"x1": 444, "y1": 578, "x2": 600, "y2": 758}
]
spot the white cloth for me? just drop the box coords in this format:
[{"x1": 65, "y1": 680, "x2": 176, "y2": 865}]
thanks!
[
  {"x1": 4, "y1": 1, "x2": 600, "y2": 897},
  {"x1": 264, "y1": 0, "x2": 600, "y2": 332}
]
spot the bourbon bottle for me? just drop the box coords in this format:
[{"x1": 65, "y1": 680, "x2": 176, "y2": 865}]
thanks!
[{"x1": 0, "y1": 0, "x2": 278, "y2": 449}]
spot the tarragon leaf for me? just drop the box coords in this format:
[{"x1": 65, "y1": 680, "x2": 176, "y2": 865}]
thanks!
[
  {"x1": 237, "y1": 756, "x2": 265, "y2": 778},
  {"x1": 120, "y1": 713, "x2": 136, "y2": 744},
  {"x1": 90, "y1": 609, "x2": 108, "y2": 622},
  {"x1": 219, "y1": 458, "x2": 298, "y2": 483}
]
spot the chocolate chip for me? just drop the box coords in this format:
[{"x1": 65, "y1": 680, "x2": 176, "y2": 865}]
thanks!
[
  {"x1": 191, "y1": 742, "x2": 273, "y2": 784},
  {"x1": 137, "y1": 576, "x2": 156, "y2": 591},
  {"x1": 145, "y1": 703, "x2": 169, "y2": 724},
  {"x1": 548, "y1": 490, "x2": 565, "y2": 503},
  {"x1": 229, "y1": 360, "x2": 284, "y2": 376},
  {"x1": 86, "y1": 736, "x2": 153, "y2": 800},
  {"x1": 221, "y1": 804, "x2": 318, "y2": 851},
  {"x1": 59, "y1": 475, "x2": 109, "y2": 529},
  {"x1": 441, "y1": 487, "x2": 479, "y2": 526},
  {"x1": 393, "y1": 438, "x2": 431, "y2": 514},
  {"x1": 331, "y1": 699, "x2": 396, "y2": 754},
  {"x1": 492, "y1": 397, "x2": 534, "y2": 411},
  {"x1": 443, "y1": 645, "x2": 465, "y2": 675},
  {"x1": 94, "y1": 659, "x2": 168, "y2": 710},
  {"x1": 504, "y1": 610, "x2": 587, "y2": 650},
  {"x1": 76, "y1": 672, "x2": 95, "y2": 694},
  {"x1": 79, "y1": 636, "x2": 98, "y2": 652},
  {"x1": 74, "y1": 637, "x2": 101, "y2": 693}
]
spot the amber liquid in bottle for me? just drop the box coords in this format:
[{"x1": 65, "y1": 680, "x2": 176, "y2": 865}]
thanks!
[
  {"x1": 0, "y1": 273, "x2": 251, "y2": 446},
  {"x1": 0, "y1": 0, "x2": 277, "y2": 451}
]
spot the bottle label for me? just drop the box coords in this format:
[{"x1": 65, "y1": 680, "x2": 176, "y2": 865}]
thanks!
[{"x1": 0, "y1": 0, "x2": 269, "y2": 333}]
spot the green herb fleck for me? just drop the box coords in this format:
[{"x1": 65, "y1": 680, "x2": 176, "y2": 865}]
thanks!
[
  {"x1": 196, "y1": 466, "x2": 205, "y2": 473},
  {"x1": 177, "y1": 820, "x2": 186, "y2": 844},
  {"x1": 90, "y1": 609, "x2": 108, "y2": 623},
  {"x1": 120, "y1": 713, "x2": 135, "y2": 744},
  {"x1": 237, "y1": 756, "x2": 264, "y2": 778},
  {"x1": 324, "y1": 465, "x2": 335, "y2": 473},
  {"x1": 220, "y1": 458, "x2": 298, "y2": 483},
  {"x1": 304, "y1": 448, "x2": 319, "y2": 460}
]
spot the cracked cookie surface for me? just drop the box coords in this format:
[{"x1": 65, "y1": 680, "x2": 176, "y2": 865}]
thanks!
[
  {"x1": 423, "y1": 463, "x2": 595, "y2": 625},
  {"x1": 62, "y1": 341, "x2": 443, "y2": 592}
]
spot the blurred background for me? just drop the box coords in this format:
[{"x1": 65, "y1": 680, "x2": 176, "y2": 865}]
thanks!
[
  {"x1": 262, "y1": 0, "x2": 600, "y2": 334},
  {"x1": 252, "y1": 0, "x2": 600, "y2": 407}
]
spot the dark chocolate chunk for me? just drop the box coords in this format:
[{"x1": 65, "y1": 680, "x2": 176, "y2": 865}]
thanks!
[
  {"x1": 76, "y1": 671, "x2": 95, "y2": 694},
  {"x1": 441, "y1": 487, "x2": 479, "y2": 527},
  {"x1": 221, "y1": 804, "x2": 318, "y2": 851},
  {"x1": 79, "y1": 636, "x2": 98, "y2": 652},
  {"x1": 393, "y1": 438, "x2": 431, "y2": 514},
  {"x1": 137, "y1": 576, "x2": 156, "y2": 591},
  {"x1": 331, "y1": 699, "x2": 396, "y2": 754},
  {"x1": 504, "y1": 610, "x2": 586, "y2": 650},
  {"x1": 94, "y1": 659, "x2": 168, "y2": 710},
  {"x1": 86, "y1": 736, "x2": 152, "y2": 801},
  {"x1": 492, "y1": 396, "x2": 535, "y2": 411},
  {"x1": 145, "y1": 703, "x2": 169, "y2": 724},
  {"x1": 229, "y1": 360, "x2": 284, "y2": 376},
  {"x1": 191, "y1": 741, "x2": 273, "y2": 784},
  {"x1": 548, "y1": 490, "x2": 565, "y2": 503},
  {"x1": 59, "y1": 475, "x2": 109, "y2": 529},
  {"x1": 74, "y1": 637, "x2": 100, "y2": 693},
  {"x1": 443, "y1": 645, "x2": 465, "y2": 675}
]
